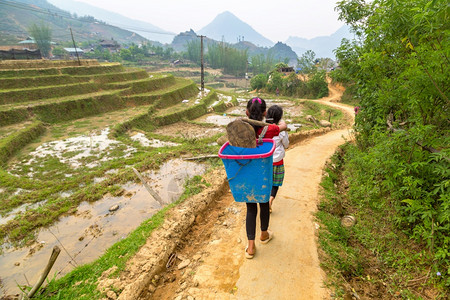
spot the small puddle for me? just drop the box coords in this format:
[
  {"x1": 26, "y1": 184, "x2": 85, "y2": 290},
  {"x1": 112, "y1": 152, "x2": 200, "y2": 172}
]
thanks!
[
  {"x1": 14, "y1": 128, "x2": 136, "y2": 173},
  {"x1": 218, "y1": 94, "x2": 232, "y2": 102},
  {"x1": 143, "y1": 159, "x2": 207, "y2": 203},
  {"x1": 225, "y1": 107, "x2": 246, "y2": 115},
  {"x1": 287, "y1": 124, "x2": 303, "y2": 132},
  {"x1": 0, "y1": 201, "x2": 47, "y2": 226},
  {"x1": 196, "y1": 114, "x2": 237, "y2": 126},
  {"x1": 0, "y1": 159, "x2": 206, "y2": 296},
  {"x1": 130, "y1": 132, "x2": 180, "y2": 148}
]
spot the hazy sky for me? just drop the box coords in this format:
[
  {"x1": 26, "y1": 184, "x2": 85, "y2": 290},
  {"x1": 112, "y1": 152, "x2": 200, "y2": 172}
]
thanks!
[{"x1": 74, "y1": 0, "x2": 345, "y2": 41}]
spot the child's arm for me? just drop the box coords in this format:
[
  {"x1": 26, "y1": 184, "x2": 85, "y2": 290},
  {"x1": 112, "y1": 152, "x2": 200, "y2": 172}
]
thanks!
[
  {"x1": 277, "y1": 120, "x2": 287, "y2": 132},
  {"x1": 282, "y1": 132, "x2": 289, "y2": 149}
]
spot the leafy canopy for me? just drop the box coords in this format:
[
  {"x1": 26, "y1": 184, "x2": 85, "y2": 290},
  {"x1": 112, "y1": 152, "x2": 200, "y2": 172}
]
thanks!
[
  {"x1": 27, "y1": 22, "x2": 52, "y2": 58},
  {"x1": 334, "y1": 0, "x2": 449, "y2": 284}
]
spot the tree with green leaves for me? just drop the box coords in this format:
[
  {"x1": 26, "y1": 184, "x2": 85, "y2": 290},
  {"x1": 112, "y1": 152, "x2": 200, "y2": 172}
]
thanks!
[
  {"x1": 296, "y1": 50, "x2": 317, "y2": 74},
  {"x1": 185, "y1": 40, "x2": 201, "y2": 65},
  {"x1": 250, "y1": 73, "x2": 268, "y2": 91},
  {"x1": 274, "y1": 62, "x2": 289, "y2": 71},
  {"x1": 27, "y1": 23, "x2": 52, "y2": 58},
  {"x1": 205, "y1": 42, "x2": 248, "y2": 75},
  {"x1": 333, "y1": 0, "x2": 449, "y2": 285},
  {"x1": 251, "y1": 53, "x2": 276, "y2": 75},
  {"x1": 266, "y1": 71, "x2": 283, "y2": 93}
]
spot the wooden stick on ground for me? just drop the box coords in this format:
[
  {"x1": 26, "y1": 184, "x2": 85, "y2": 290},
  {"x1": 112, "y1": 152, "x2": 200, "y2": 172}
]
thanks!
[
  {"x1": 26, "y1": 246, "x2": 61, "y2": 298},
  {"x1": 132, "y1": 167, "x2": 165, "y2": 206},
  {"x1": 183, "y1": 155, "x2": 219, "y2": 160}
]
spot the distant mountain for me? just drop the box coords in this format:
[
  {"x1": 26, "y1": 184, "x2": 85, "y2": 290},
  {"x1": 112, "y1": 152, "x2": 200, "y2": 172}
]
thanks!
[
  {"x1": 170, "y1": 30, "x2": 298, "y2": 66},
  {"x1": 0, "y1": 0, "x2": 147, "y2": 45},
  {"x1": 269, "y1": 42, "x2": 298, "y2": 66},
  {"x1": 47, "y1": 0, "x2": 174, "y2": 44},
  {"x1": 233, "y1": 41, "x2": 266, "y2": 56},
  {"x1": 198, "y1": 11, "x2": 274, "y2": 48},
  {"x1": 285, "y1": 25, "x2": 353, "y2": 59},
  {"x1": 171, "y1": 29, "x2": 217, "y2": 52},
  {"x1": 235, "y1": 41, "x2": 298, "y2": 66}
]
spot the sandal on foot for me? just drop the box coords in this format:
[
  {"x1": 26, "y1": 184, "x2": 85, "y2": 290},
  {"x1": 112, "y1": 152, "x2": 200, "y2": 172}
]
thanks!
[
  {"x1": 260, "y1": 230, "x2": 273, "y2": 244},
  {"x1": 245, "y1": 246, "x2": 254, "y2": 259}
]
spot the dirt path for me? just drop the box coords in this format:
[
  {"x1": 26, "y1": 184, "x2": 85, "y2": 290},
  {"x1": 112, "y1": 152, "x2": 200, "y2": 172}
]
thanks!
[
  {"x1": 136, "y1": 87, "x2": 355, "y2": 300},
  {"x1": 235, "y1": 129, "x2": 354, "y2": 299}
]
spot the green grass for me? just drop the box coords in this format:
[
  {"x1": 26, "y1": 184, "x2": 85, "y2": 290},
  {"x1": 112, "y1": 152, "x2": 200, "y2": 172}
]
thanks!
[
  {"x1": 317, "y1": 144, "x2": 446, "y2": 299},
  {"x1": 0, "y1": 82, "x2": 101, "y2": 104},
  {"x1": 0, "y1": 121, "x2": 46, "y2": 167},
  {"x1": 0, "y1": 74, "x2": 90, "y2": 89},
  {"x1": 287, "y1": 100, "x2": 345, "y2": 131}
]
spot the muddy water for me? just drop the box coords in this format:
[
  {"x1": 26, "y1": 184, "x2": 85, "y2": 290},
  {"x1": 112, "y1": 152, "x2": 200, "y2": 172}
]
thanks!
[
  {"x1": 130, "y1": 132, "x2": 180, "y2": 147},
  {"x1": 0, "y1": 201, "x2": 47, "y2": 226},
  {"x1": 0, "y1": 159, "x2": 206, "y2": 296},
  {"x1": 16, "y1": 128, "x2": 136, "y2": 172},
  {"x1": 287, "y1": 123, "x2": 303, "y2": 132},
  {"x1": 196, "y1": 114, "x2": 238, "y2": 126}
]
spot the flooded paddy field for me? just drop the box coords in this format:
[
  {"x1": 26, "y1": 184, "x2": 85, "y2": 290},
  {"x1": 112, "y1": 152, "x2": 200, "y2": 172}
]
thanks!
[
  {"x1": 0, "y1": 112, "x2": 217, "y2": 295},
  {"x1": 0, "y1": 158, "x2": 206, "y2": 294}
]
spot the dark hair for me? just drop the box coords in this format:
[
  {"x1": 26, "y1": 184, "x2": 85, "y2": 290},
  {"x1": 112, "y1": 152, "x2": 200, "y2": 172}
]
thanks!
[
  {"x1": 246, "y1": 97, "x2": 267, "y2": 132},
  {"x1": 266, "y1": 105, "x2": 283, "y2": 124}
]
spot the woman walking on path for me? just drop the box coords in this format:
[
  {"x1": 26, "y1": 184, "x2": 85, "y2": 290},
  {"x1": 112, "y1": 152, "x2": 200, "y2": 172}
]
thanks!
[{"x1": 245, "y1": 97, "x2": 287, "y2": 259}]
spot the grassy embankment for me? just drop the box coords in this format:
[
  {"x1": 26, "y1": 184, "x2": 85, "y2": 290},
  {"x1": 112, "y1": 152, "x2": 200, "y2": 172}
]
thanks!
[{"x1": 317, "y1": 145, "x2": 446, "y2": 299}]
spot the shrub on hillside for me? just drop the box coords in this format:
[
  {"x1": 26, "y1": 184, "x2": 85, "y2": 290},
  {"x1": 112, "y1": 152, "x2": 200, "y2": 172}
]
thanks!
[
  {"x1": 250, "y1": 74, "x2": 268, "y2": 91},
  {"x1": 307, "y1": 70, "x2": 329, "y2": 98},
  {"x1": 334, "y1": 0, "x2": 449, "y2": 284},
  {"x1": 266, "y1": 72, "x2": 283, "y2": 93}
]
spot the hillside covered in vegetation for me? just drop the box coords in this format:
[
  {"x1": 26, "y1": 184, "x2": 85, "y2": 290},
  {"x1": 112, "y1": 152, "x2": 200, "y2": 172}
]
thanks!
[{"x1": 320, "y1": 0, "x2": 449, "y2": 296}]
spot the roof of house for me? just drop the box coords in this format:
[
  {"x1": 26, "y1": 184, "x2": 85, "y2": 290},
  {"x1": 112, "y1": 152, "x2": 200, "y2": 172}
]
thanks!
[
  {"x1": 18, "y1": 37, "x2": 56, "y2": 45},
  {"x1": 100, "y1": 40, "x2": 119, "y2": 47},
  {"x1": 18, "y1": 38, "x2": 36, "y2": 44},
  {"x1": 278, "y1": 67, "x2": 295, "y2": 72},
  {"x1": 63, "y1": 48, "x2": 84, "y2": 53}
]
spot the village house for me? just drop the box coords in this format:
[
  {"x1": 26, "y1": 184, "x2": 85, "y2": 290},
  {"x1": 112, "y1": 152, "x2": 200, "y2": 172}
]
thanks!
[
  {"x1": 99, "y1": 39, "x2": 120, "y2": 52},
  {"x1": 63, "y1": 48, "x2": 84, "y2": 57},
  {"x1": 17, "y1": 37, "x2": 38, "y2": 50},
  {"x1": 278, "y1": 66, "x2": 295, "y2": 75},
  {"x1": 0, "y1": 37, "x2": 47, "y2": 59}
]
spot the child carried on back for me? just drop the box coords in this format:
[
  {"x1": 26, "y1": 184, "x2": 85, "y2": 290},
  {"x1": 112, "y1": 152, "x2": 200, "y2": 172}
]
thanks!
[{"x1": 266, "y1": 105, "x2": 289, "y2": 213}]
